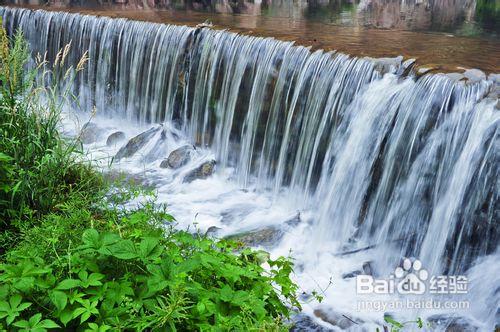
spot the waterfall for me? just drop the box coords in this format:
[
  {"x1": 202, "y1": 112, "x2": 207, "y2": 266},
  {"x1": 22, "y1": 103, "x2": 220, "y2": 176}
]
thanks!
[{"x1": 1, "y1": 4, "x2": 498, "y2": 300}]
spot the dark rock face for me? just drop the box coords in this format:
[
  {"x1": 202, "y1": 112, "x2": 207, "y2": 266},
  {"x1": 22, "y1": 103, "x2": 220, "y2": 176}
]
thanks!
[
  {"x1": 106, "y1": 131, "x2": 126, "y2": 146},
  {"x1": 427, "y1": 315, "x2": 479, "y2": 331},
  {"x1": 225, "y1": 226, "x2": 283, "y2": 247},
  {"x1": 79, "y1": 122, "x2": 100, "y2": 144},
  {"x1": 183, "y1": 160, "x2": 216, "y2": 182},
  {"x1": 114, "y1": 126, "x2": 161, "y2": 160},
  {"x1": 160, "y1": 145, "x2": 194, "y2": 169}
]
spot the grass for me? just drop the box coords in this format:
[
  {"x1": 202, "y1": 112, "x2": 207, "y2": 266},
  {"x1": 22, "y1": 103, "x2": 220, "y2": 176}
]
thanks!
[{"x1": 0, "y1": 25, "x2": 301, "y2": 331}]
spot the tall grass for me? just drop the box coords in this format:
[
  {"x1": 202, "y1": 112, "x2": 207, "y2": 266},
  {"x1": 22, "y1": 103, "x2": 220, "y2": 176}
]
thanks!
[{"x1": 0, "y1": 26, "x2": 101, "y2": 249}]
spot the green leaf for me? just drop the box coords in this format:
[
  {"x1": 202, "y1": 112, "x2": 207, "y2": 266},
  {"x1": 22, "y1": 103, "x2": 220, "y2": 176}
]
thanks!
[
  {"x1": 49, "y1": 291, "x2": 67, "y2": 311},
  {"x1": 38, "y1": 319, "x2": 60, "y2": 329},
  {"x1": 108, "y1": 239, "x2": 138, "y2": 260},
  {"x1": 58, "y1": 309, "x2": 73, "y2": 326},
  {"x1": 82, "y1": 229, "x2": 100, "y2": 249},
  {"x1": 55, "y1": 279, "x2": 81, "y2": 290},
  {"x1": 384, "y1": 316, "x2": 403, "y2": 328}
]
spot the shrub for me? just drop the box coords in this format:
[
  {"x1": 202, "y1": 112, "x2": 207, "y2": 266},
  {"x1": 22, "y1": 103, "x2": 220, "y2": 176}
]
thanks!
[{"x1": 1, "y1": 194, "x2": 300, "y2": 331}]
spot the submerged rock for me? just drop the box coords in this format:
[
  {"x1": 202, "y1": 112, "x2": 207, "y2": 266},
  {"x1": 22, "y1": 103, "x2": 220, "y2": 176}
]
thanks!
[
  {"x1": 313, "y1": 308, "x2": 363, "y2": 330},
  {"x1": 79, "y1": 122, "x2": 100, "y2": 144},
  {"x1": 106, "y1": 131, "x2": 126, "y2": 146},
  {"x1": 183, "y1": 160, "x2": 216, "y2": 183},
  {"x1": 160, "y1": 145, "x2": 195, "y2": 169},
  {"x1": 114, "y1": 126, "x2": 161, "y2": 160},
  {"x1": 225, "y1": 226, "x2": 283, "y2": 247}
]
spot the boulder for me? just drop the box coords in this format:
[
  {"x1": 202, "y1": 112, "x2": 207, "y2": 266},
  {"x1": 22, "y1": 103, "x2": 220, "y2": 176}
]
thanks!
[
  {"x1": 313, "y1": 308, "x2": 363, "y2": 330},
  {"x1": 225, "y1": 226, "x2": 283, "y2": 247},
  {"x1": 183, "y1": 160, "x2": 216, "y2": 183},
  {"x1": 79, "y1": 122, "x2": 100, "y2": 144},
  {"x1": 106, "y1": 131, "x2": 126, "y2": 146},
  {"x1": 160, "y1": 145, "x2": 195, "y2": 169},
  {"x1": 114, "y1": 126, "x2": 161, "y2": 161}
]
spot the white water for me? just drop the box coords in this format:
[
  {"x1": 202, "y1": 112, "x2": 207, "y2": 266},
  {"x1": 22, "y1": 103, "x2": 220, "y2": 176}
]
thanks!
[{"x1": 2, "y1": 6, "x2": 499, "y2": 331}]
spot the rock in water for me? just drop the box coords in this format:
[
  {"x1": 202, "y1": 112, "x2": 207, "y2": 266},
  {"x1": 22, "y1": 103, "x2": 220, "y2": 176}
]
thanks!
[
  {"x1": 183, "y1": 160, "x2": 216, "y2": 182},
  {"x1": 106, "y1": 131, "x2": 126, "y2": 146},
  {"x1": 225, "y1": 226, "x2": 283, "y2": 247},
  {"x1": 79, "y1": 122, "x2": 100, "y2": 144},
  {"x1": 160, "y1": 145, "x2": 194, "y2": 169},
  {"x1": 114, "y1": 126, "x2": 161, "y2": 161}
]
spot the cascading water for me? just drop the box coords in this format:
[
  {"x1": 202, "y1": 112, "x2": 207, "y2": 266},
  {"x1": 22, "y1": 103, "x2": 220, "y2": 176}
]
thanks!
[{"x1": 1, "y1": 6, "x2": 498, "y2": 330}]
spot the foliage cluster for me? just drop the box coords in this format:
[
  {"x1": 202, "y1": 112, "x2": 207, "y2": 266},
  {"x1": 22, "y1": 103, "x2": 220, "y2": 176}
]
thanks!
[{"x1": 0, "y1": 27, "x2": 300, "y2": 331}]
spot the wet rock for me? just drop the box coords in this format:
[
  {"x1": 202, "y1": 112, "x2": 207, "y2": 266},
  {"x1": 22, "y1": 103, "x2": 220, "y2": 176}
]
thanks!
[
  {"x1": 362, "y1": 261, "x2": 375, "y2": 276},
  {"x1": 160, "y1": 145, "x2": 195, "y2": 169},
  {"x1": 291, "y1": 314, "x2": 333, "y2": 332},
  {"x1": 427, "y1": 314, "x2": 479, "y2": 332},
  {"x1": 342, "y1": 270, "x2": 362, "y2": 279},
  {"x1": 399, "y1": 58, "x2": 416, "y2": 77},
  {"x1": 285, "y1": 212, "x2": 301, "y2": 227},
  {"x1": 463, "y1": 68, "x2": 486, "y2": 83},
  {"x1": 415, "y1": 65, "x2": 439, "y2": 78},
  {"x1": 205, "y1": 226, "x2": 222, "y2": 237},
  {"x1": 79, "y1": 122, "x2": 100, "y2": 144},
  {"x1": 114, "y1": 126, "x2": 161, "y2": 161},
  {"x1": 370, "y1": 55, "x2": 403, "y2": 75},
  {"x1": 445, "y1": 72, "x2": 466, "y2": 82},
  {"x1": 142, "y1": 129, "x2": 168, "y2": 162},
  {"x1": 225, "y1": 226, "x2": 283, "y2": 247},
  {"x1": 183, "y1": 160, "x2": 216, "y2": 183},
  {"x1": 106, "y1": 131, "x2": 126, "y2": 146},
  {"x1": 313, "y1": 308, "x2": 363, "y2": 330}
]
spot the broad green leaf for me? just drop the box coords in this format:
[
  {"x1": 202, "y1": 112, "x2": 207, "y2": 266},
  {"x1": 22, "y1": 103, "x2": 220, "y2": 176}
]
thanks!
[
  {"x1": 49, "y1": 291, "x2": 67, "y2": 311},
  {"x1": 55, "y1": 279, "x2": 81, "y2": 290}
]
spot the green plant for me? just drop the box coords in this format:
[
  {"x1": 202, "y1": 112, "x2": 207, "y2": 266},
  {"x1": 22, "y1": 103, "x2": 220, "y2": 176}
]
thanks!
[
  {"x1": 0, "y1": 24, "x2": 301, "y2": 331},
  {"x1": 380, "y1": 315, "x2": 426, "y2": 332},
  {"x1": 1, "y1": 201, "x2": 299, "y2": 330}
]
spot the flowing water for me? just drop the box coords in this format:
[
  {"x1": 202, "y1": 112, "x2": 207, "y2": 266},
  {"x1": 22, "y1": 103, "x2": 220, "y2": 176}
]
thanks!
[{"x1": 1, "y1": 6, "x2": 499, "y2": 331}]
